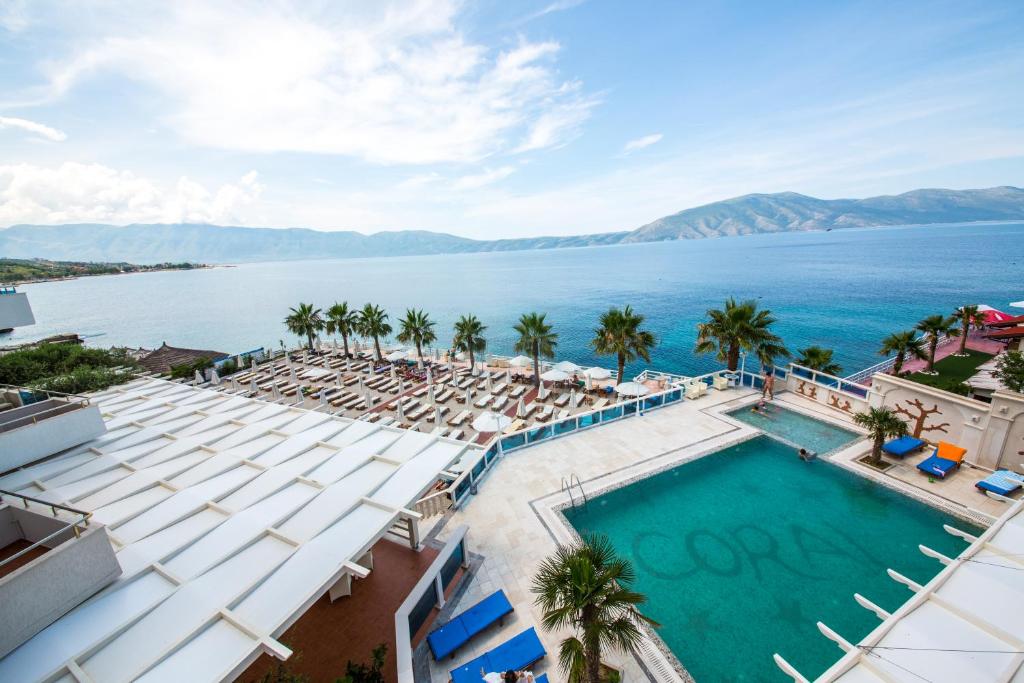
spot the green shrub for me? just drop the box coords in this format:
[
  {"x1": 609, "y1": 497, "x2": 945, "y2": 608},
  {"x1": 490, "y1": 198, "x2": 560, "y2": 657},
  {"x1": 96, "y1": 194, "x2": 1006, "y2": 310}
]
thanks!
[{"x1": 0, "y1": 343, "x2": 139, "y2": 392}]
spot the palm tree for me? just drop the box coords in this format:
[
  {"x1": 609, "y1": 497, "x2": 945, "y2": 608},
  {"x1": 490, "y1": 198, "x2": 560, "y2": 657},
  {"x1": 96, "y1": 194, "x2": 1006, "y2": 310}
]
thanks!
[
  {"x1": 533, "y1": 534, "x2": 657, "y2": 683},
  {"x1": 514, "y1": 312, "x2": 558, "y2": 388},
  {"x1": 452, "y1": 315, "x2": 487, "y2": 372},
  {"x1": 795, "y1": 345, "x2": 842, "y2": 376},
  {"x1": 284, "y1": 303, "x2": 324, "y2": 351},
  {"x1": 915, "y1": 313, "x2": 958, "y2": 373},
  {"x1": 694, "y1": 298, "x2": 789, "y2": 371},
  {"x1": 879, "y1": 330, "x2": 926, "y2": 375},
  {"x1": 854, "y1": 407, "x2": 908, "y2": 466},
  {"x1": 397, "y1": 308, "x2": 437, "y2": 363},
  {"x1": 324, "y1": 301, "x2": 357, "y2": 357},
  {"x1": 952, "y1": 305, "x2": 986, "y2": 356},
  {"x1": 356, "y1": 303, "x2": 391, "y2": 362},
  {"x1": 591, "y1": 306, "x2": 656, "y2": 385}
]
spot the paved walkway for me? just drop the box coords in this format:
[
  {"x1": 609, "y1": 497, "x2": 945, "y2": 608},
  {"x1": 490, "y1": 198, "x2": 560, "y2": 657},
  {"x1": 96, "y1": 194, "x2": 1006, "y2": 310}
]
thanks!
[{"x1": 898, "y1": 332, "x2": 1003, "y2": 375}]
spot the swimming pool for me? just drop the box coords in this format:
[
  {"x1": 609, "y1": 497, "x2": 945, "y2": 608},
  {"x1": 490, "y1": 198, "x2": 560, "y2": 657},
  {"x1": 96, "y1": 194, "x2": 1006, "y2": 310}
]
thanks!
[
  {"x1": 729, "y1": 403, "x2": 860, "y2": 454},
  {"x1": 565, "y1": 435, "x2": 978, "y2": 682}
]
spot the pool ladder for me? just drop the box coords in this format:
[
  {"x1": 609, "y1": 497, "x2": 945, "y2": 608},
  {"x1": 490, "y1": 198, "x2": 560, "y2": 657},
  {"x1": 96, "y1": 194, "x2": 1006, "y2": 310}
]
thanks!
[{"x1": 561, "y1": 473, "x2": 588, "y2": 509}]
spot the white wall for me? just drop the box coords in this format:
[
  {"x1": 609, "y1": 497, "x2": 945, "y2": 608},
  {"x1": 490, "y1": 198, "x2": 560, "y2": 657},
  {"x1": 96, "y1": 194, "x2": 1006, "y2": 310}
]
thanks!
[{"x1": 0, "y1": 293, "x2": 35, "y2": 329}]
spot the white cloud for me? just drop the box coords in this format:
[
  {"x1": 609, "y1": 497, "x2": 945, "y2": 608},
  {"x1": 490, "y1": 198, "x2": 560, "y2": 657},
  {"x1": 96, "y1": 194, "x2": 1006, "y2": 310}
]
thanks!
[
  {"x1": 623, "y1": 133, "x2": 662, "y2": 153},
  {"x1": 31, "y1": 1, "x2": 593, "y2": 164},
  {"x1": 452, "y1": 166, "x2": 517, "y2": 190},
  {"x1": 0, "y1": 162, "x2": 263, "y2": 226},
  {"x1": 0, "y1": 0, "x2": 29, "y2": 32},
  {"x1": 0, "y1": 116, "x2": 66, "y2": 141}
]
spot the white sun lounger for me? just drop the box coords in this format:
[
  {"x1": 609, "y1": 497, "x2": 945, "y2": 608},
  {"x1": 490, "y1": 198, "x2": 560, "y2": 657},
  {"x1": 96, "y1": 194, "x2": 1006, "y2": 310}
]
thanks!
[
  {"x1": 448, "y1": 410, "x2": 471, "y2": 426},
  {"x1": 473, "y1": 394, "x2": 493, "y2": 409}
]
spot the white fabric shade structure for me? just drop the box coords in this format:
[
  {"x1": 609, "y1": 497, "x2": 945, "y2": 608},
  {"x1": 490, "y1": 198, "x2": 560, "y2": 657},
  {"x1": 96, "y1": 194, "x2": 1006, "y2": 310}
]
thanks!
[
  {"x1": 775, "y1": 498, "x2": 1024, "y2": 683},
  {"x1": 507, "y1": 355, "x2": 533, "y2": 367},
  {"x1": 385, "y1": 349, "x2": 407, "y2": 362},
  {"x1": 615, "y1": 381, "x2": 649, "y2": 397},
  {"x1": 539, "y1": 369, "x2": 569, "y2": 382},
  {"x1": 553, "y1": 360, "x2": 582, "y2": 373},
  {"x1": 471, "y1": 410, "x2": 512, "y2": 433},
  {"x1": 584, "y1": 366, "x2": 611, "y2": 379},
  {"x1": 0, "y1": 377, "x2": 474, "y2": 683}
]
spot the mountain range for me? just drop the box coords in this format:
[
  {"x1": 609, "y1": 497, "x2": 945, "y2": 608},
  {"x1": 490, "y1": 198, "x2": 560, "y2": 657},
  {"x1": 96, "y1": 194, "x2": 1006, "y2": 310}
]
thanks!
[{"x1": 2, "y1": 186, "x2": 1022, "y2": 264}]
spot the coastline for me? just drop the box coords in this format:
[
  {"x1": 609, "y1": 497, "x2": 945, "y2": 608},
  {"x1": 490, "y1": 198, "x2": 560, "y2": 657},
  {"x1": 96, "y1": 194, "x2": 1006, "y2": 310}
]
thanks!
[{"x1": 8, "y1": 263, "x2": 228, "y2": 286}]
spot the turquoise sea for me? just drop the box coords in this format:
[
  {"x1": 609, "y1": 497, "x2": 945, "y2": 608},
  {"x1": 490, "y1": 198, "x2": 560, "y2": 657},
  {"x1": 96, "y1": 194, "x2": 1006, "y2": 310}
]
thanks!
[{"x1": 9, "y1": 221, "x2": 1023, "y2": 376}]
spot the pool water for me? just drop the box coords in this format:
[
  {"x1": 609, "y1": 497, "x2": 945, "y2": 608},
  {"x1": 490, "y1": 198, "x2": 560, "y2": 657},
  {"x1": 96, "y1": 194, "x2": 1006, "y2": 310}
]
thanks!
[
  {"x1": 729, "y1": 404, "x2": 860, "y2": 454},
  {"x1": 565, "y1": 436, "x2": 978, "y2": 682}
]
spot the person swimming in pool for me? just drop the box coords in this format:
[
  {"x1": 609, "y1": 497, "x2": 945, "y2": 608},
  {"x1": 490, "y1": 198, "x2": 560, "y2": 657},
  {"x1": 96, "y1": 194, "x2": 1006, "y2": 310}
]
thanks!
[
  {"x1": 751, "y1": 400, "x2": 773, "y2": 417},
  {"x1": 799, "y1": 448, "x2": 817, "y2": 462}
]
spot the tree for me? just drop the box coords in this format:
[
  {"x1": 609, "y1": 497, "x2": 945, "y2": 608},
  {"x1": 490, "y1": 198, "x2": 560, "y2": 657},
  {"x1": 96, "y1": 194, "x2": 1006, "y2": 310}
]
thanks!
[
  {"x1": 533, "y1": 534, "x2": 657, "y2": 683},
  {"x1": 994, "y1": 351, "x2": 1024, "y2": 393},
  {"x1": 452, "y1": 315, "x2": 487, "y2": 372},
  {"x1": 397, "y1": 308, "x2": 437, "y2": 364},
  {"x1": 952, "y1": 305, "x2": 986, "y2": 356},
  {"x1": 694, "y1": 298, "x2": 789, "y2": 371},
  {"x1": 325, "y1": 302, "x2": 358, "y2": 357},
  {"x1": 591, "y1": 306, "x2": 656, "y2": 385},
  {"x1": 879, "y1": 331, "x2": 926, "y2": 375},
  {"x1": 915, "y1": 313, "x2": 959, "y2": 373},
  {"x1": 335, "y1": 643, "x2": 386, "y2": 683},
  {"x1": 356, "y1": 303, "x2": 391, "y2": 362},
  {"x1": 795, "y1": 345, "x2": 842, "y2": 376},
  {"x1": 854, "y1": 407, "x2": 909, "y2": 466},
  {"x1": 284, "y1": 303, "x2": 324, "y2": 351},
  {"x1": 514, "y1": 312, "x2": 558, "y2": 388}
]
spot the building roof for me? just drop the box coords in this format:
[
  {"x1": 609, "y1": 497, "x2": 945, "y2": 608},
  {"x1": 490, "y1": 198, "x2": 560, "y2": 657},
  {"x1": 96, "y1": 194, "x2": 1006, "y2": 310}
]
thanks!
[
  {"x1": 984, "y1": 327, "x2": 1024, "y2": 340},
  {"x1": 138, "y1": 342, "x2": 231, "y2": 373},
  {"x1": 781, "y1": 498, "x2": 1024, "y2": 683},
  {"x1": 0, "y1": 378, "x2": 471, "y2": 683},
  {"x1": 986, "y1": 315, "x2": 1024, "y2": 328}
]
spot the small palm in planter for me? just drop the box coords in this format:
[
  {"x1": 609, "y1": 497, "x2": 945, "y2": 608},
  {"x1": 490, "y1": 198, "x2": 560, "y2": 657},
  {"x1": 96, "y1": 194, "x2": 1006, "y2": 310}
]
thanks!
[
  {"x1": 854, "y1": 407, "x2": 908, "y2": 468},
  {"x1": 532, "y1": 533, "x2": 656, "y2": 683}
]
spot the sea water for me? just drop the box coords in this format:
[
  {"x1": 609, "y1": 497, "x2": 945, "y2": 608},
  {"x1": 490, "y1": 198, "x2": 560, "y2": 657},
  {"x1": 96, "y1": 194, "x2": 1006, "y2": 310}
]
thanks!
[{"x1": 10, "y1": 221, "x2": 1023, "y2": 376}]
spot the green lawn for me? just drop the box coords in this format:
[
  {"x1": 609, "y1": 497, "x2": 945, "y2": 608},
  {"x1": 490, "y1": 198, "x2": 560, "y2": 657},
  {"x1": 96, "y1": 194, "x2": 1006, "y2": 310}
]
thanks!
[{"x1": 907, "y1": 349, "x2": 993, "y2": 395}]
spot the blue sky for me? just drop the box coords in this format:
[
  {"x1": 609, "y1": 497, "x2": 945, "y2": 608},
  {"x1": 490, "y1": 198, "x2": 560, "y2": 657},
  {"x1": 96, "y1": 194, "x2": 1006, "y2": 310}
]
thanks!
[{"x1": 1, "y1": 0, "x2": 1022, "y2": 238}]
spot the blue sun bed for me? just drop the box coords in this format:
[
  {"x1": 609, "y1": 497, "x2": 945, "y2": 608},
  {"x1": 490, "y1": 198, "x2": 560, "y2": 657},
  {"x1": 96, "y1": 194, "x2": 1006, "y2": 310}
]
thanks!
[
  {"x1": 536, "y1": 675, "x2": 549, "y2": 683},
  {"x1": 916, "y1": 442, "x2": 967, "y2": 479},
  {"x1": 882, "y1": 435, "x2": 926, "y2": 458},
  {"x1": 450, "y1": 628, "x2": 546, "y2": 683},
  {"x1": 428, "y1": 590, "x2": 514, "y2": 660},
  {"x1": 976, "y1": 470, "x2": 1024, "y2": 496}
]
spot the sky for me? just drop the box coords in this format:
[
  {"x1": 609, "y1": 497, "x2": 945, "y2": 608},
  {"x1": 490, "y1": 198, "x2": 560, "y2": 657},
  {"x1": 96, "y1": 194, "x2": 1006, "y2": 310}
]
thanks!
[{"x1": 1, "y1": 0, "x2": 1023, "y2": 239}]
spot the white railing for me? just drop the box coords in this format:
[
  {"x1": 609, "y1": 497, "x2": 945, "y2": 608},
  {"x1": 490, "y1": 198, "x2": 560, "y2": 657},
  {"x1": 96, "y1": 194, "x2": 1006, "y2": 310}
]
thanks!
[
  {"x1": 788, "y1": 363, "x2": 873, "y2": 400},
  {"x1": 843, "y1": 333, "x2": 952, "y2": 384}
]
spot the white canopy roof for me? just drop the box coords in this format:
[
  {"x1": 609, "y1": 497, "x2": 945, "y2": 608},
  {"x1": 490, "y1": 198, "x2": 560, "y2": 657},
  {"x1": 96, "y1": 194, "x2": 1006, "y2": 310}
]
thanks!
[
  {"x1": 778, "y1": 499, "x2": 1024, "y2": 683},
  {"x1": 0, "y1": 378, "x2": 473, "y2": 683}
]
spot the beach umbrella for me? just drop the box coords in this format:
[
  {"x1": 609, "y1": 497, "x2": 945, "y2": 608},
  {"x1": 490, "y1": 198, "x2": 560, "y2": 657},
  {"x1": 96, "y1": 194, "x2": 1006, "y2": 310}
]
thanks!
[
  {"x1": 209, "y1": 368, "x2": 220, "y2": 386},
  {"x1": 399, "y1": 378, "x2": 405, "y2": 394},
  {"x1": 386, "y1": 349, "x2": 407, "y2": 362},
  {"x1": 194, "y1": 369, "x2": 203, "y2": 385},
  {"x1": 427, "y1": 367, "x2": 433, "y2": 385},
  {"x1": 447, "y1": 357, "x2": 454, "y2": 372},
  {"x1": 319, "y1": 389, "x2": 327, "y2": 406},
  {"x1": 249, "y1": 379, "x2": 258, "y2": 395},
  {"x1": 537, "y1": 383, "x2": 548, "y2": 400},
  {"x1": 270, "y1": 362, "x2": 277, "y2": 377},
  {"x1": 508, "y1": 355, "x2": 532, "y2": 367},
  {"x1": 540, "y1": 369, "x2": 569, "y2": 382},
  {"x1": 585, "y1": 367, "x2": 611, "y2": 380},
  {"x1": 335, "y1": 372, "x2": 342, "y2": 387},
  {"x1": 434, "y1": 348, "x2": 441, "y2": 361},
  {"x1": 472, "y1": 410, "x2": 511, "y2": 434},
  {"x1": 364, "y1": 391, "x2": 374, "y2": 409},
  {"x1": 290, "y1": 368, "x2": 299, "y2": 384},
  {"x1": 464, "y1": 388, "x2": 472, "y2": 405},
  {"x1": 616, "y1": 381, "x2": 650, "y2": 397},
  {"x1": 584, "y1": 374, "x2": 592, "y2": 390},
  {"x1": 389, "y1": 365, "x2": 397, "y2": 379},
  {"x1": 251, "y1": 357, "x2": 257, "y2": 371},
  {"x1": 272, "y1": 384, "x2": 282, "y2": 401},
  {"x1": 231, "y1": 377, "x2": 240, "y2": 392},
  {"x1": 570, "y1": 389, "x2": 579, "y2": 409},
  {"x1": 357, "y1": 377, "x2": 364, "y2": 393},
  {"x1": 554, "y1": 360, "x2": 582, "y2": 373},
  {"x1": 516, "y1": 398, "x2": 526, "y2": 418},
  {"x1": 434, "y1": 406, "x2": 444, "y2": 424},
  {"x1": 396, "y1": 400, "x2": 406, "y2": 423},
  {"x1": 428, "y1": 384, "x2": 436, "y2": 405},
  {"x1": 486, "y1": 372, "x2": 494, "y2": 394}
]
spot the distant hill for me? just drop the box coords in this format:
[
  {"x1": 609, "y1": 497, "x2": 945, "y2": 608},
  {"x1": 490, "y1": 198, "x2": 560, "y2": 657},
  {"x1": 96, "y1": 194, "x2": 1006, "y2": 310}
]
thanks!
[{"x1": 1, "y1": 186, "x2": 1021, "y2": 264}]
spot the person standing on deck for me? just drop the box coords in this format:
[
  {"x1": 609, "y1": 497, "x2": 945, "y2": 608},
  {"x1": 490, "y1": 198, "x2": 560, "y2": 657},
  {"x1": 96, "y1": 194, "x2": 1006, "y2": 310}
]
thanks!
[{"x1": 762, "y1": 368, "x2": 775, "y2": 399}]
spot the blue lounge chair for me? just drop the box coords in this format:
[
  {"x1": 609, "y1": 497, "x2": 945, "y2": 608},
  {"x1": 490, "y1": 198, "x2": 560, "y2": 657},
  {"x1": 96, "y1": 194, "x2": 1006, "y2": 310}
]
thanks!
[
  {"x1": 916, "y1": 442, "x2": 967, "y2": 479},
  {"x1": 882, "y1": 435, "x2": 926, "y2": 458},
  {"x1": 428, "y1": 590, "x2": 514, "y2": 660},
  {"x1": 450, "y1": 628, "x2": 547, "y2": 683},
  {"x1": 536, "y1": 675, "x2": 549, "y2": 683},
  {"x1": 976, "y1": 470, "x2": 1024, "y2": 496}
]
